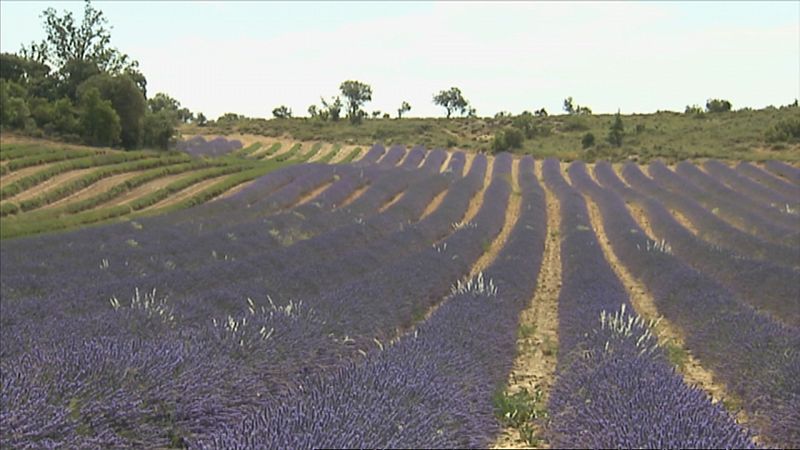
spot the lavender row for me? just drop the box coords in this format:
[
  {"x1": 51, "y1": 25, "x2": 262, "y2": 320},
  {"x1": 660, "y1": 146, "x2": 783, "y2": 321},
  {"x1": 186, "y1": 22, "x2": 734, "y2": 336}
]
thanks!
[
  {"x1": 764, "y1": 160, "x2": 800, "y2": 184},
  {"x1": 675, "y1": 161, "x2": 798, "y2": 231},
  {"x1": 736, "y1": 162, "x2": 800, "y2": 199},
  {"x1": 703, "y1": 160, "x2": 799, "y2": 212},
  {"x1": 195, "y1": 156, "x2": 545, "y2": 448},
  {"x1": 540, "y1": 159, "x2": 753, "y2": 448},
  {"x1": 595, "y1": 162, "x2": 800, "y2": 328},
  {"x1": 569, "y1": 161, "x2": 800, "y2": 447},
  {"x1": 621, "y1": 163, "x2": 799, "y2": 269},
  {"x1": 649, "y1": 161, "x2": 798, "y2": 247}
]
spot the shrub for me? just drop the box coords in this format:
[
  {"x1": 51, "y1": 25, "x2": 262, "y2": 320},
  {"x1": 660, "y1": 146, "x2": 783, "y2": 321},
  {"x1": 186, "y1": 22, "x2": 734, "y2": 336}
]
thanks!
[
  {"x1": 607, "y1": 111, "x2": 624, "y2": 148},
  {"x1": 491, "y1": 127, "x2": 524, "y2": 153},
  {"x1": 582, "y1": 132, "x2": 595, "y2": 149},
  {"x1": 765, "y1": 119, "x2": 800, "y2": 144}
]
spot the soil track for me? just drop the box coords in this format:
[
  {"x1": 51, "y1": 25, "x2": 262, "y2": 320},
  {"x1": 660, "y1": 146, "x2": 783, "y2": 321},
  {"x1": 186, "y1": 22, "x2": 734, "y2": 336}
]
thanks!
[
  {"x1": 493, "y1": 162, "x2": 562, "y2": 449},
  {"x1": 8, "y1": 168, "x2": 96, "y2": 202}
]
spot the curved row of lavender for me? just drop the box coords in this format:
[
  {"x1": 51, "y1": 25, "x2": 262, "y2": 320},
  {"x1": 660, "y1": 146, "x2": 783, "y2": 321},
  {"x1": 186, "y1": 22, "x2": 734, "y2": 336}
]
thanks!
[
  {"x1": 763, "y1": 160, "x2": 800, "y2": 185},
  {"x1": 541, "y1": 159, "x2": 754, "y2": 448},
  {"x1": 620, "y1": 162, "x2": 799, "y2": 268},
  {"x1": 197, "y1": 156, "x2": 542, "y2": 448},
  {"x1": 675, "y1": 161, "x2": 799, "y2": 234},
  {"x1": 176, "y1": 136, "x2": 243, "y2": 157},
  {"x1": 568, "y1": 161, "x2": 800, "y2": 447},
  {"x1": 649, "y1": 161, "x2": 798, "y2": 247},
  {"x1": 736, "y1": 162, "x2": 800, "y2": 199},
  {"x1": 594, "y1": 162, "x2": 800, "y2": 328}
]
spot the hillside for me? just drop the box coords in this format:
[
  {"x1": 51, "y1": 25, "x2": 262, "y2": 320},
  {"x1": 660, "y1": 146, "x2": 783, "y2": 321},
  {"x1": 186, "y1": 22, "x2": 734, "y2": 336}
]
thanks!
[{"x1": 181, "y1": 106, "x2": 800, "y2": 163}]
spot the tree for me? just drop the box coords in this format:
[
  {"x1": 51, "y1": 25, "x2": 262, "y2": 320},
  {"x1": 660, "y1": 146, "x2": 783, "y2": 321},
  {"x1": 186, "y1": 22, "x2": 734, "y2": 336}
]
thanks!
[
  {"x1": 339, "y1": 80, "x2": 372, "y2": 124},
  {"x1": 705, "y1": 98, "x2": 732, "y2": 113},
  {"x1": 195, "y1": 112, "x2": 207, "y2": 127},
  {"x1": 433, "y1": 87, "x2": 469, "y2": 118},
  {"x1": 563, "y1": 97, "x2": 575, "y2": 114},
  {"x1": 79, "y1": 86, "x2": 120, "y2": 146},
  {"x1": 397, "y1": 101, "x2": 411, "y2": 119},
  {"x1": 320, "y1": 96, "x2": 342, "y2": 122},
  {"x1": 607, "y1": 110, "x2": 624, "y2": 147},
  {"x1": 22, "y1": 0, "x2": 138, "y2": 74},
  {"x1": 52, "y1": 97, "x2": 79, "y2": 135},
  {"x1": 534, "y1": 108, "x2": 548, "y2": 117},
  {"x1": 371, "y1": 110, "x2": 381, "y2": 119},
  {"x1": 78, "y1": 73, "x2": 146, "y2": 149},
  {"x1": 307, "y1": 104, "x2": 318, "y2": 118},
  {"x1": 564, "y1": 97, "x2": 591, "y2": 115},
  {"x1": 272, "y1": 105, "x2": 292, "y2": 118},
  {"x1": 142, "y1": 110, "x2": 175, "y2": 150}
]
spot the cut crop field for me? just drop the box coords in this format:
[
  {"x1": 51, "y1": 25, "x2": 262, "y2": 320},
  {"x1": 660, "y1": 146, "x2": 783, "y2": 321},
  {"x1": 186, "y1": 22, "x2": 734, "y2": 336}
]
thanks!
[{"x1": 1, "y1": 141, "x2": 798, "y2": 448}]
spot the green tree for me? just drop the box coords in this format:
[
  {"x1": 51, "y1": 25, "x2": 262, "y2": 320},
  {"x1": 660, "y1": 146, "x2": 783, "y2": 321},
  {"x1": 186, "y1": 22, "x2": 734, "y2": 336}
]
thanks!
[
  {"x1": 52, "y1": 97, "x2": 79, "y2": 135},
  {"x1": 607, "y1": 110, "x2": 624, "y2": 147},
  {"x1": 564, "y1": 97, "x2": 591, "y2": 115},
  {"x1": 195, "y1": 112, "x2": 207, "y2": 126},
  {"x1": 142, "y1": 110, "x2": 176, "y2": 150},
  {"x1": 339, "y1": 80, "x2": 372, "y2": 124},
  {"x1": 58, "y1": 58, "x2": 101, "y2": 101},
  {"x1": 78, "y1": 73, "x2": 146, "y2": 149},
  {"x1": 272, "y1": 105, "x2": 292, "y2": 118},
  {"x1": 705, "y1": 98, "x2": 732, "y2": 113},
  {"x1": 307, "y1": 104, "x2": 318, "y2": 118},
  {"x1": 397, "y1": 101, "x2": 411, "y2": 118},
  {"x1": 534, "y1": 108, "x2": 548, "y2": 117},
  {"x1": 433, "y1": 87, "x2": 469, "y2": 118},
  {"x1": 79, "y1": 86, "x2": 120, "y2": 146},
  {"x1": 320, "y1": 96, "x2": 342, "y2": 122}
]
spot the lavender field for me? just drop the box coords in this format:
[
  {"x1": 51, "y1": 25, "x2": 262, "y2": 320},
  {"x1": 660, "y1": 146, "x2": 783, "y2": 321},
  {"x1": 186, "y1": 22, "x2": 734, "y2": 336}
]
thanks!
[{"x1": 1, "y1": 144, "x2": 798, "y2": 448}]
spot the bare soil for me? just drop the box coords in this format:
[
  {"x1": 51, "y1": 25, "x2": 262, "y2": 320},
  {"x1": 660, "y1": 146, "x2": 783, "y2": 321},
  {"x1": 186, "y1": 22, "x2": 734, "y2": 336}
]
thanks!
[
  {"x1": 493, "y1": 163, "x2": 562, "y2": 449},
  {"x1": 459, "y1": 156, "x2": 494, "y2": 225},
  {"x1": 420, "y1": 190, "x2": 448, "y2": 221},
  {"x1": 336, "y1": 184, "x2": 369, "y2": 209},
  {"x1": 294, "y1": 179, "x2": 336, "y2": 207}
]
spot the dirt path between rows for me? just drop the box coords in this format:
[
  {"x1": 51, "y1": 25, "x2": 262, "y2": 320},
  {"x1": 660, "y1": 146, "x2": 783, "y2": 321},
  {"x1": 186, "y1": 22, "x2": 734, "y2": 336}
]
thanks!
[
  {"x1": 106, "y1": 172, "x2": 199, "y2": 208},
  {"x1": 0, "y1": 163, "x2": 58, "y2": 189},
  {"x1": 493, "y1": 162, "x2": 562, "y2": 449},
  {"x1": 43, "y1": 171, "x2": 142, "y2": 210},
  {"x1": 419, "y1": 190, "x2": 448, "y2": 221},
  {"x1": 580, "y1": 183, "x2": 755, "y2": 441},
  {"x1": 8, "y1": 168, "x2": 97, "y2": 203},
  {"x1": 142, "y1": 174, "x2": 234, "y2": 211}
]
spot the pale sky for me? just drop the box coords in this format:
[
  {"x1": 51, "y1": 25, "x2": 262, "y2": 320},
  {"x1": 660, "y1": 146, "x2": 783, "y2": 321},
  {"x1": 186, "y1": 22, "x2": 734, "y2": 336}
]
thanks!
[{"x1": 1, "y1": 1, "x2": 798, "y2": 119}]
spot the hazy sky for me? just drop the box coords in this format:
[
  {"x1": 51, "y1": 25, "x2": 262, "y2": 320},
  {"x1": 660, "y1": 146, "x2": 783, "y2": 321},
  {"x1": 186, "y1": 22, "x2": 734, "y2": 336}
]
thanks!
[{"x1": 2, "y1": 1, "x2": 798, "y2": 119}]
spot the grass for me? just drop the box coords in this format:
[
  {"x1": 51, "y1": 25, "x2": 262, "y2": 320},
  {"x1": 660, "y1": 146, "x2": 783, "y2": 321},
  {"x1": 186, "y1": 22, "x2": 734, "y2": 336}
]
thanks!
[
  {"x1": 317, "y1": 143, "x2": 342, "y2": 163},
  {"x1": 493, "y1": 384, "x2": 548, "y2": 446},
  {"x1": 181, "y1": 106, "x2": 800, "y2": 162}
]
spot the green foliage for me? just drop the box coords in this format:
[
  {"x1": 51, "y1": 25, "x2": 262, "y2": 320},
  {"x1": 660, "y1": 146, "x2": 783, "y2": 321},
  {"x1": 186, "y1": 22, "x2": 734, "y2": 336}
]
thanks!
[
  {"x1": 340, "y1": 80, "x2": 372, "y2": 125},
  {"x1": 5, "y1": 96, "x2": 32, "y2": 129},
  {"x1": 491, "y1": 127, "x2": 524, "y2": 153},
  {"x1": 581, "y1": 132, "x2": 595, "y2": 149},
  {"x1": 78, "y1": 87, "x2": 121, "y2": 146},
  {"x1": 320, "y1": 96, "x2": 342, "y2": 122},
  {"x1": 765, "y1": 118, "x2": 800, "y2": 144},
  {"x1": 607, "y1": 110, "x2": 625, "y2": 147},
  {"x1": 338, "y1": 147, "x2": 362, "y2": 163},
  {"x1": 316, "y1": 143, "x2": 341, "y2": 163},
  {"x1": 195, "y1": 112, "x2": 207, "y2": 127},
  {"x1": 493, "y1": 385, "x2": 547, "y2": 446},
  {"x1": 142, "y1": 110, "x2": 177, "y2": 150},
  {"x1": 78, "y1": 73, "x2": 146, "y2": 149},
  {"x1": 397, "y1": 101, "x2": 411, "y2": 118},
  {"x1": 706, "y1": 98, "x2": 732, "y2": 113},
  {"x1": 564, "y1": 96, "x2": 592, "y2": 115},
  {"x1": 433, "y1": 87, "x2": 469, "y2": 118},
  {"x1": 272, "y1": 105, "x2": 292, "y2": 119}
]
